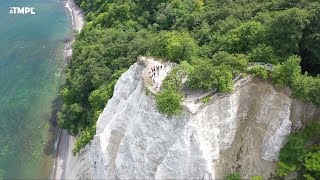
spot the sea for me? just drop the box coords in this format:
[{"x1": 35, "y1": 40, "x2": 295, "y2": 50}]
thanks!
[{"x1": 0, "y1": 0, "x2": 72, "y2": 178}]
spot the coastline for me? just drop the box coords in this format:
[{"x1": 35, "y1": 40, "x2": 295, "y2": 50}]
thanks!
[
  {"x1": 63, "y1": 0, "x2": 85, "y2": 63},
  {"x1": 51, "y1": 0, "x2": 85, "y2": 179}
]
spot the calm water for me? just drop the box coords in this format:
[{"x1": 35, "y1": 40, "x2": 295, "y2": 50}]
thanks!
[{"x1": 0, "y1": 0, "x2": 72, "y2": 178}]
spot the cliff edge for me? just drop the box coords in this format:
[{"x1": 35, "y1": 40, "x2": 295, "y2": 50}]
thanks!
[{"x1": 64, "y1": 58, "x2": 319, "y2": 179}]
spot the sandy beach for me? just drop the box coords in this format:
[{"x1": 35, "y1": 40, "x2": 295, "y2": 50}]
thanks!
[
  {"x1": 63, "y1": 0, "x2": 85, "y2": 62},
  {"x1": 51, "y1": 0, "x2": 84, "y2": 179},
  {"x1": 65, "y1": 0, "x2": 84, "y2": 32}
]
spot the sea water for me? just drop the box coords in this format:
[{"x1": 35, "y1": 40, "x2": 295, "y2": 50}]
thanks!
[{"x1": 0, "y1": 0, "x2": 72, "y2": 178}]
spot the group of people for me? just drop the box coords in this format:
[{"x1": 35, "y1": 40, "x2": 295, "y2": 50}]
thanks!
[
  {"x1": 151, "y1": 64, "x2": 163, "y2": 77},
  {"x1": 150, "y1": 64, "x2": 164, "y2": 90}
]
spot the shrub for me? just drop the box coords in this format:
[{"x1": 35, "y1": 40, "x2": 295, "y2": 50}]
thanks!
[
  {"x1": 250, "y1": 175, "x2": 264, "y2": 180},
  {"x1": 271, "y1": 55, "x2": 301, "y2": 86},
  {"x1": 156, "y1": 89, "x2": 183, "y2": 116},
  {"x1": 187, "y1": 63, "x2": 234, "y2": 92},
  {"x1": 277, "y1": 122, "x2": 320, "y2": 177},
  {"x1": 202, "y1": 96, "x2": 212, "y2": 103},
  {"x1": 225, "y1": 172, "x2": 241, "y2": 180},
  {"x1": 304, "y1": 150, "x2": 320, "y2": 172},
  {"x1": 73, "y1": 126, "x2": 96, "y2": 155},
  {"x1": 247, "y1": 65, "x2": 268, "y2": 79},
  {"x1": 277, "y1": 161, "x2": 296, "y2": 177},
  {"x1": 248, "y1": 44, "x2": 279, "y2": 64}
]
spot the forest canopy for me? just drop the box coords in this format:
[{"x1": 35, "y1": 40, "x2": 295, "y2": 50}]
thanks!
[{"x1": 58, "y1": 0, "x2": 320, "y2": 162}]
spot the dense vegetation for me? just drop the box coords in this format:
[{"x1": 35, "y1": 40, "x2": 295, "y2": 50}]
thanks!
[
  {"x1": 58, "y1": 0, "x2": 320, "y2": 154},
  {"x1": 156, "y1": 65, "x2": 184, "y2": 116},
  {"x1": 278, "y1": 122, "x2": 320, "y2": 179}
]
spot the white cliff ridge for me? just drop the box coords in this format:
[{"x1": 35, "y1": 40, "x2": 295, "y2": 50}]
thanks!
[{"x1": 65, "y1": 58, "x2": 320, "y2": 179}]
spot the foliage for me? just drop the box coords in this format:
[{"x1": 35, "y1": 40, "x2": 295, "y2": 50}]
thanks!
[
  {"x1": 250, "y1": 175, "x2": 264, "y2": 180},
  {"x1": 247, "y1": 44, "x2": 279, "y2": 64},
  {"x1": 156, "y1": 89, "x2": 183, "y2": 116},
  {"x1": 161, "y1": 68, "x2": 183, "y2": 92},
  {"x1": 187, "y1": 58, "x2": 234, "y2": 92},
  {"x1": 269, "y1": 56, "x2": 320, "y2": 106},
  {"x1": 73, "y1": 126, "x2": 96, "y2": 154},
  {"x1": 271, "y1": 56, "x2": 301, "y2": 86},
  {"x1": 292, "y1": 75, "x2": 320, "y2": 106},
  {"x1": 211, "y1": 51, "x2": 248, "y2": 75},
  {"x1": 165, "y1": 31, "x2": 198, "y2": 62},
  {"x1": 219, "y1": 21, "x2": 265, "y2": 54},
  {"x1": 277, "y1": 161, "x2": 297, "y2": 177},
  {"x1": 277, "y1": 122, "x2": 320, "y2": 177},
  {"x1": 305, "y1": 150, "x2": 320, "y2": 172},
  {"x1": 155, "y1": 65, "x2": 187, "y2": 116},
  {"x1": 225, "y1": 172, "x2": 241, "y2": 180},
  {"x1": 247, "y1": 66, "x2": 268, "y2": 79},
  {"x1": 266, "y1": 8, "x2": 309, "y2": 58},
  {"x1": 279, "y1": 134, "x2": 305, "y2": 166},
  {"x1": 304, "y1": 173, "x2": 316, "y2": 180},
  {"x1": 202, "y1": 96, "x2": 212, "y2": 103}
]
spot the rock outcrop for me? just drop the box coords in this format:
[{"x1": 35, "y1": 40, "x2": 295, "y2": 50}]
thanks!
[{"x1": 65, "y1": 59, "x2": 319, "y2": 179}]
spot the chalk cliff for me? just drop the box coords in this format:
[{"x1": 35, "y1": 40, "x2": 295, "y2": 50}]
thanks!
[{"x1": 65, "y1": 59, "x2": 319, "y2": 179}]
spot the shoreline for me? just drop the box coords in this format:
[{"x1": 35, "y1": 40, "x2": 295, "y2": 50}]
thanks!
[
  {"x1": 51, "y1": 0, "x2": 85, "y2": 179},
  {"x1": 63, "y1": 0, "x2": 85, "y2": 63}
]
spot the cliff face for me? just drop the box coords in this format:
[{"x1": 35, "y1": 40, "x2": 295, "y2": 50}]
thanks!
[{"x1": 65, "y1": 61, "x2": 319, "y2": 179}]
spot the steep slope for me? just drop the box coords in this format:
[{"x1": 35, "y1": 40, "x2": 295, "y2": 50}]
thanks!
[{"x1": 65, "y1": 60, "x2": 319, "y2": 179}]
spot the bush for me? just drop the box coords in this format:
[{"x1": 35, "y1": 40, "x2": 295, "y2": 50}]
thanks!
[
  {"x1": 225, "y1": 172, "x2": 241, "y2": 180},
  {"x1": 219, "y1": 21, "x2": 266, "y2": 54},
  {"x1": 277, "y1": 161, "x2": 296, "y2": 177},
  {"x1": 211, "y1": 51, "x2": 249, "y2": 75},
  {"x1": 250, "y1": 175, "x2": 264, "y2": 180},
  {"x1": 73, "y1": 126, "x2": 96, "y2": 154},
  {"x1": 248, "y1": 44, "x2": 279, "y2": 64},
  {"x1": 247, "y1": 65, "x2": 269, "y2": 79},
  {"x1": 279, "y1": 134, "x2": 305, "y2": 169},
  {"x1": 187, "y1": 62, "x2": 234, "y2": 92},
  {"x1": 271, "y1": 55, "x2": 301, "y2": 86},
  {"x1": 304, "y1": 150, "x2": 320, "y2": 172},
  {"x1": 156, "y1": 89, "x2": 183, "y2": 116},
  {"x1": 277, "y1": 122, "x2": 320, "y2": 177},
  {"x1": 202, "y1": 96, "x2": 212, "y2": 103},
  {"x1": 161, "y1": 70, "x2": 183, "y2": 92}
]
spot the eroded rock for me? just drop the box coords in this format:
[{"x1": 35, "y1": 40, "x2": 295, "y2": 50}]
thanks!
[{"x1": 65, "y1": 60, "x2": 320, "y2": 179}]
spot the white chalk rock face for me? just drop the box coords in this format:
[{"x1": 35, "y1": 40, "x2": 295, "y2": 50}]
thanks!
[{"x1": 66, "y1": 61, "x2": 319, "y2": 180}]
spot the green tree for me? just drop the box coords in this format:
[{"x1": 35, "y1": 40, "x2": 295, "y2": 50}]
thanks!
[
  {"x1": 248, "y1": 44, "x2": 279, "y2": 64},
  {"x1": 271, "y1": 56, "x2": 301, "y2": 86},
  {"x1": 211, "y1": 51, "x2": 248, "y2": 75},
  {"x1": 187, "y1": 60, "x2": 233, "y2": 92},
  {"x1": 267, "y1": 8, "x2": 309, "y2": 57},
  {"x1": 292, "y1": 74, "x2": 314, "y2": 102},
  {"x1": 156, "y1": 89, "x2": 183, "y2": 116},
  {"x1": 58, "y1": 103, "x2": 84, "y2": 134},
  {"x1": 247, "y1": 65, "x2": 268, "y2": 79},
  {"x1": 305, "y1": 150, "x2": 320, "y2": 172},
  {"x1": 299, "y1": 3, "x2": 320, "y2": 65},
  {"x1": 165, "y1": 31, "x2": 198, "y2": 62},
  {"x1": 187, "y1": 60, "x2": 217, "y2": 90},
  {"x1": 214, "y1": 66, "x2": 234, "y2": 93},
  {"x1": 219, "y1": 21, "x2": 265, "y2": 53}
]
